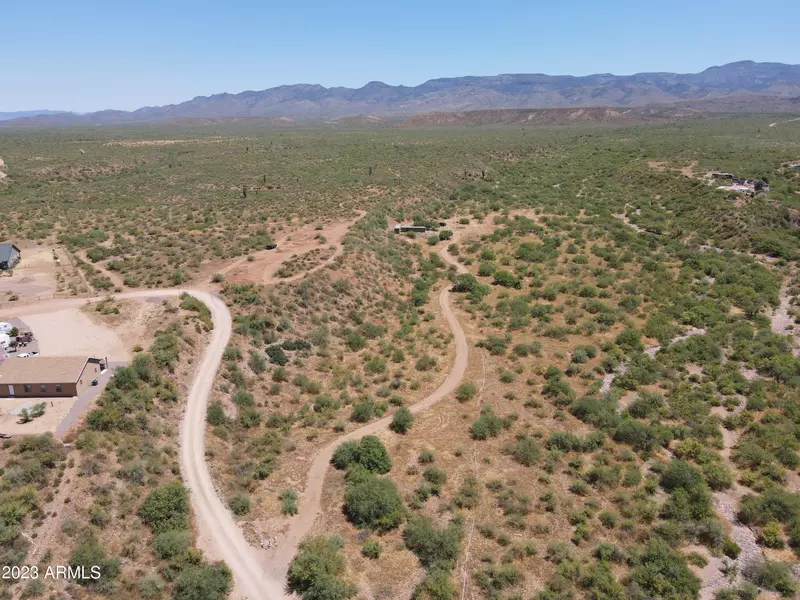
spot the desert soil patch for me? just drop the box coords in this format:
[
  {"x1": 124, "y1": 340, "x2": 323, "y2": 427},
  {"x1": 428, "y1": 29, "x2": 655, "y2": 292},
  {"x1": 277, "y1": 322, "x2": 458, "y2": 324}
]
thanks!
[
  {"x1": 21, "y1": 307, "x2": 129, "y2": 360},
  {"x1": 0, "y1": 395, "x2": 75, "y2": 435},
  {"x1": 0, "y1": 245, "x2": 59, "y2": 298}
]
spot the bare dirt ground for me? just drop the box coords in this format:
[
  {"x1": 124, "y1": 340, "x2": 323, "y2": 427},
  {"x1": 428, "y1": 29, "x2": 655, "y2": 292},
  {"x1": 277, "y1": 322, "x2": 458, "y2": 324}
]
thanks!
[
  {"x1": 0, "y1": 244, "x2": 59, "y2": 298},
  {"x1": 82, "y1": 298, "x2": 169, "y2": 352},
  {"x1": 0, "y1": 396, "x2": 75, "y2": 435},
  {"x1": 771, "y1": 277, "x2": 799, "y2": 357},
  {"x1": 215, "y1": 215, "x2": 360, "y2": 285},
  {"x1": 13, "y1": 306, "x2": 129, "y2": 361}
]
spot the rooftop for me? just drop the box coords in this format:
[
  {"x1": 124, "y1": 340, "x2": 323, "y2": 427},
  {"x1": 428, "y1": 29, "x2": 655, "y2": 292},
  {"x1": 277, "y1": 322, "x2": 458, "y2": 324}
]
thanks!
[
  {"x1": 0, "y1": 357, "x2": 95, "y2": 384},
  {"x1": 0, "y1": 244, "x2": 19, "y2": 263}
]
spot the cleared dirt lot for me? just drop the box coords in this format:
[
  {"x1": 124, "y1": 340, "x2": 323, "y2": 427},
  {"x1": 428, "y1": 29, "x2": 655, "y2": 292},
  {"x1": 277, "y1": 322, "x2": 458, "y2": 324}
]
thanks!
[
  {"x1": 0, "y1": 244, "x2": 59, "y2": 298},
  {"x1": 20, "y1": 307, "x2": 129, "y2": 361}
]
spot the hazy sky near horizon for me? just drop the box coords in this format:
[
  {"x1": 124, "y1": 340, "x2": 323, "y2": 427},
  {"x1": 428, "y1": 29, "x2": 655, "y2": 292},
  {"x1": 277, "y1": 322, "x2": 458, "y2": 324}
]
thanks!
[{"x1": 5, "y1": 0, "x2": 798, "y2": 112}]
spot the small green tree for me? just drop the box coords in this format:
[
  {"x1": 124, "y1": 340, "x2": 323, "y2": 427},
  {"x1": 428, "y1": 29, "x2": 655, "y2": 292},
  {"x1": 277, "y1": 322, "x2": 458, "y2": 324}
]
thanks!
[
  {"x1": 69, "y1": 536, "x2": 120, "y2": 588},
  {"x1": 345, "y1": 476, "x2": 405, "y2": 531},
  {"x1": 173, "y1": 563, "x2": 232, "y2": 600},
  {"x1": 139, "y1": 482, "x2": 189, "y2": 533},
  {"x1": 390, "y1": 407, "x2": 414, "y2": 434},
  {"x1": 206, "y1": 402, "x2": 226, "y2": 426},
  {"x1": 287, "y1": 536, "x2": 357, "y2": 600},
  {"x1": 332, "y1": 441, "x2": 360, "y2": 470},
  {"x1": 356, "y1": 436, "x2": 392, "y2": 474}
]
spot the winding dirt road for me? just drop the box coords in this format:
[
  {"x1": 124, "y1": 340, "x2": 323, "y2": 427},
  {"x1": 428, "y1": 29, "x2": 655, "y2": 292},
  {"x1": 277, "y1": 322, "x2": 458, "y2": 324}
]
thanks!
[
  {"x1": 261, "y1": 238, "x2": 472, "y2": 582},
  {"x1": 0, "y1": 290, "x2": 282, "y2": 599},
  {"x1": 1, "y1": 218, "x2": 476, "y2": 600}
]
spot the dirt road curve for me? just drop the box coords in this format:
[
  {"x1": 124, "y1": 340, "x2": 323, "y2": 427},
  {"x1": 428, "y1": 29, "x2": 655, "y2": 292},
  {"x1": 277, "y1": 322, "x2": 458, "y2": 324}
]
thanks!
[
  {"x1": 0, "y1": 290, "x2": 280, "y2": 600},
  {"x1": 262, "y1": 234, "x2": 472, "y2": 581},
  {"x1": 0, "y1": 226, "x2": 474, "y2": 600}
]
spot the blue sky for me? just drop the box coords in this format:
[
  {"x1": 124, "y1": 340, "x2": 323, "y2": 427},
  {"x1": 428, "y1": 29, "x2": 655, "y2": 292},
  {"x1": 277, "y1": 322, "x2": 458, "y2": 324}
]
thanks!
[{"x1": 5, "y1": 0, "x2": 798, "y2": 112}]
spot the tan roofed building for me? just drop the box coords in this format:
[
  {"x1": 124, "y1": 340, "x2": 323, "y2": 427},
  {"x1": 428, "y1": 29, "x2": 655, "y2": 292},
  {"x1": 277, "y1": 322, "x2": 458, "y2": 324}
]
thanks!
[{"x1": 0, "y1": 357, "x2": 104, "y2": 398}]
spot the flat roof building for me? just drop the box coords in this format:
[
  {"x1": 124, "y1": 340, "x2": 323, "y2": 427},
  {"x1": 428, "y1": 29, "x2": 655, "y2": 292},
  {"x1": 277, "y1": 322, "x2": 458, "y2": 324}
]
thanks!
[{"x1": 0, "y1": 356, "x2": 103, "y2": 398}]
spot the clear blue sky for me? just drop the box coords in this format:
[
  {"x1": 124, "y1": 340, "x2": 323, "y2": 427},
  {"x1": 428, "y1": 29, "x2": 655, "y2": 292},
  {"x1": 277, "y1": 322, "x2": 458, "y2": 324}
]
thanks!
[{"x1": 5, "y1": 0, "x2": 798, "y2": 112}]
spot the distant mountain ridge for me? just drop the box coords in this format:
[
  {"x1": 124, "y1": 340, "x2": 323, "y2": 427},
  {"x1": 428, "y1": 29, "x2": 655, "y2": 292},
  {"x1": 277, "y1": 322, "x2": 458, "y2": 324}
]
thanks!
[
  {"x1": 0, "y1": 109, "x2": 66, "y2": 121},
  {"x1": 6, "y1": 61, "x2": 800, "y2": 126}
]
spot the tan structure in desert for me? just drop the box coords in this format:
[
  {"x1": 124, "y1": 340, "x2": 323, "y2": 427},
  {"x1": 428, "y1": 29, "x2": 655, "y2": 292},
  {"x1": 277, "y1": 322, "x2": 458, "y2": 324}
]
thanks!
[{"x1": 0, "y1": 356, "x2": 104, "y2": 398}]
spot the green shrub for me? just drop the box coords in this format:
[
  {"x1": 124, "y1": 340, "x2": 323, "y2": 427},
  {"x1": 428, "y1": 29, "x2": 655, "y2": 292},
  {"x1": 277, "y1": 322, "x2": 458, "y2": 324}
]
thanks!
[
  {"x1": 357, "y1": 436, "x2": 392, "y2": 474},
  {"x1": 361, "y1": 539, "x2": 382, "y2": 559},
  {"x1": 390, "y1": 407, "x2": 414, "y2": 434},
  {"x1": 248, "y1": 350, "x2": 266, "y2": 374},
  {"x1": 351, "y1": 401, "x2": 374, "y2": 422},
  {"x1": 510, "y1": 436, "x2": 541, "y2": 467},
  {"x1": 456, "y1": 382, "x2": 477, "y2": 402},
  {"x1": 413, "y1": 570, "x2": 457, "y2": 600},
  {"x1": 758, "y1": 521, "x2": 785, "y2": 548},
  {"x1": 471, "y1": 407, "x2": 510, "y2": 440},
  {"x1": 206, "y1": 402, "x2": 226, "y2": 426},
  {"x1": 266, "y1": 344, "x2": 289, "y2": 365},
  {"x1": 453, "y1": 475, "x2": 481, "y2": 509},
  {"x1": 287, "y1": 536, "x2": 356, "y2": 600},
  {"x1": 493, "y1": 270, "x2": 521, "y2": 288},
  {"x1": 331, "y1": 441, "x2": 360, "y2": 470},
  {"x1": 423, "y1": 467, "x2": 447, "y2": 494},
  {"x1": 626, "y1": 539, "x2": 700, "y2": 600},
  {"x1": 232, "y1": 389, "x2": 255, "y2": 407},
  {"x1": 280, "y1": 489, "x2": 299, "y2": 516},
  {"x1": 415, "y1": 356, "x2": 436, "y2": 371},
  {"x1": 228, "y1": 492, "x2": 251, "y2": 516},
  {"x1": 404, "y1": 515, "x2": 463, "y2": 571},
  {"x1": 139, "y1": 482, "x2": 190, "y2": 533},
  {"x1": 474, "y1": 563, "x2": 522, "y2": 594},
  {"x1": 743, "y1": 560, "x2": 797, "y2": 597},
  {"x1": 153, "y1": 530, "x2": 192, "y2": 559},
  {"x1": 345, "y1": 476, "x2": 405, "y2": 532},
  {"x1": 599, "y1": 510, "x2": 618, "y2": 528},
  {"x1": 173, "y1": 563, "x2": 232, "y2": 600},
  {"x1": 69, "y1": 536, "x2": 120, "y2": 588}
]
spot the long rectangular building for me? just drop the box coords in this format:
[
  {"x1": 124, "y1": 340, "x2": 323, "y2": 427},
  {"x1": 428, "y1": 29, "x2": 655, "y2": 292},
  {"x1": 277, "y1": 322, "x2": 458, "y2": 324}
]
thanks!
[{"x1": 0, "y1": 357, "x2": 103, "y2": 398}]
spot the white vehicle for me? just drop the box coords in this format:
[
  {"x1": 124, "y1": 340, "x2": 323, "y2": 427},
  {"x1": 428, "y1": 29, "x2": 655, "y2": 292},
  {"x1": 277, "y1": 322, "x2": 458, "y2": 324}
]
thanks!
[
  {"x1": 0, "y1": 323, "x2": 12, "y2": 334},
  {"x1": 17, "y1": 353, "x2": 31, "y2": 358}
]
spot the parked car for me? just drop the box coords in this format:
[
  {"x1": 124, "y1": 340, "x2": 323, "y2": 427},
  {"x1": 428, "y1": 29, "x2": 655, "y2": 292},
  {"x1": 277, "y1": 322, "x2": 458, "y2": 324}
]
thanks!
[{"x1": 17, "y1": 353, "x2": 31, "y2": 358}]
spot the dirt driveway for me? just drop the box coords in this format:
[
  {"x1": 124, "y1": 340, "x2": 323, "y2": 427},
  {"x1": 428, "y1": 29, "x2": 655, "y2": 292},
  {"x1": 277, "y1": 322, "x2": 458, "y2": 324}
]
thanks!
[
  {"x1": 19, "y1": 307, "x2": 129, "y2": 361},
  {"x1": 217, "y1": 215, "x2": 360, "y2": 284}
]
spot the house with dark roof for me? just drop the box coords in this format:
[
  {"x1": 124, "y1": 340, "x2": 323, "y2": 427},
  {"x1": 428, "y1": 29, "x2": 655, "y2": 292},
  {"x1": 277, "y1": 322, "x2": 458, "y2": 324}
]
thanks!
[
  {"x1": 0, "y1": 244, "x2": 20, "y2": 270},
  {"x1": 0, "y1": 356, "x2": 104, "y2": 398}
]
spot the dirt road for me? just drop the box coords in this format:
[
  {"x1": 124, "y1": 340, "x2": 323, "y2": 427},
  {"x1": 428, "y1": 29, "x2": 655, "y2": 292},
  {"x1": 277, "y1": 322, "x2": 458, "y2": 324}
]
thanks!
[
  {"x1": 261, "y1": 225, "x2": 474, "y2": 581},
  {"x1": 771, "y1": 277, "x2": 799, "y2": 357},
  {"x1": 0, "y1": 290, "x2": 280, "y2": 600},
  {"x1": 0, "y1": 215, "x2": 476, "y2": 599},
  {"x1": 768, "y1": 117, "x2": 800, "y2": 127}
]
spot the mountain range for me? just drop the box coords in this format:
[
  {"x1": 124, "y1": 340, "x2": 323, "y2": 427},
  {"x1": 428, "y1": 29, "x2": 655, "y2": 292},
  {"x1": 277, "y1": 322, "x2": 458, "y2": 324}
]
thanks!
[
  {"x1": 5, "y1": 61, "x2": 800, "y2": 126},
  {"x1": 0, "y1": 110, "x2": 66, "y2": 121}
]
